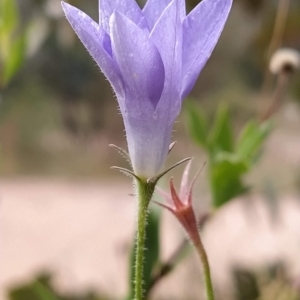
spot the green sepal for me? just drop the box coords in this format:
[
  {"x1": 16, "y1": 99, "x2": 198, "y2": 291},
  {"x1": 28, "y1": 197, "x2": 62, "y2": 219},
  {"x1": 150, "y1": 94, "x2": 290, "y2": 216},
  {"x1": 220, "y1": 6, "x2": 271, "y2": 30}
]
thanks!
[
  {"x1": 109, "y1": 144, "x2": 130, "y2": 162},
  {"x1": 148, "y1": 157, "x2": 191, "y2": 185}
]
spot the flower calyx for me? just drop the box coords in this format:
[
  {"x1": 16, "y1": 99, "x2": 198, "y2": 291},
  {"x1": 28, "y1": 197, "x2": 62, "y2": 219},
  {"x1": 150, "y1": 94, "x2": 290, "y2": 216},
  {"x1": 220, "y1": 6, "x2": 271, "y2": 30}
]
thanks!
[
  {"x1": 155, "y1": 160, "x2": 206, "y2": 244},
  {"x1": 110, "y1": 143, "x2": 191, "y2": 185}
]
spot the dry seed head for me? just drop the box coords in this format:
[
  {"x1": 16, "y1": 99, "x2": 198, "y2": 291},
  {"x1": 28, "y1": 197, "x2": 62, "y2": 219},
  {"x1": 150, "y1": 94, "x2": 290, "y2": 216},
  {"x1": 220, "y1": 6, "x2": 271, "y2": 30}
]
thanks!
[{"x1": 269, "y1": 48, "x2": 300, "y2": 74}]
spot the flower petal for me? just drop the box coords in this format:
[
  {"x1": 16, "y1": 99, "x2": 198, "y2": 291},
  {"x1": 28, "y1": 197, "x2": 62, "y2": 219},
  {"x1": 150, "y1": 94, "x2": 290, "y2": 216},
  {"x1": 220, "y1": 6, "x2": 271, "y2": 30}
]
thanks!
[
  {"x1": 110, "y1": 11, "x2": 165, "y2": 113},
  {"x1": 61, "y1": 2, "x2": 125, "y2": 98},
  {"x1": 143, "y1": 0, "x2": 185, "y2": 30},
  {"x1": 99, "y1": 0, "x2": 147, "y2": 32},
  {"x1": 181, "y1": 0, "x2": 232, "y2": 98},
  {"x1": 150, "y1": 0, "x2": 183, "y2": 121},
  {"x1": 124, "y1": 114, "x2": 173, "y2": 178}
]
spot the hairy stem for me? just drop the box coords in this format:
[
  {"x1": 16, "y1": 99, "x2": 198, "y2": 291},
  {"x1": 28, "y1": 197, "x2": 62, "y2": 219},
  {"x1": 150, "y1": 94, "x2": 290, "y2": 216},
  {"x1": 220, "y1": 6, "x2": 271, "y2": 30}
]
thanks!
[{"x1": 134, "y1": 179, "x2": 155, "y2": 300}]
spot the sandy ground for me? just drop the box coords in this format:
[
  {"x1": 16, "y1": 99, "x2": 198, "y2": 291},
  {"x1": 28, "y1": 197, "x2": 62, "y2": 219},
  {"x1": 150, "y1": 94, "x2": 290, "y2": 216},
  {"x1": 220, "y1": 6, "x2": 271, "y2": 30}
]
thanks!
[
  {"x1": 1, "y1": 177, "x2": 300, "y2": 300},
  {"x1": 0, "y1": 179, "x2": 137, "y2": 299}
]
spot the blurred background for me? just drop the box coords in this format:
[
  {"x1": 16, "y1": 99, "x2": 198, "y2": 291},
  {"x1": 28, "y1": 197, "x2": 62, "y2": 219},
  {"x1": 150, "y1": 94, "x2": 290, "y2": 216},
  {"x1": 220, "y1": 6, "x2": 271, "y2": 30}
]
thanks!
[{"x1": 1, "y1": 0, "x2": 300, "y2": 299}]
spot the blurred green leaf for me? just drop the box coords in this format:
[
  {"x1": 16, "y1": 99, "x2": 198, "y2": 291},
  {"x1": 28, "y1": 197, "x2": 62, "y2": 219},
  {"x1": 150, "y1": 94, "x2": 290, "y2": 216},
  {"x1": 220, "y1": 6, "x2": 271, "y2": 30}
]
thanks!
[
  {"x1": 233, "y1": 268, "x2": 260, "y2": 300},
  {"x1": 236, "y1": 120, "x2": 272, "y2": 162},
  {"x1": 9, "y1": 274, "x2": 60, "y2": 300},
  {"x1": 8, "y1": 273, "x2": 107, "y2": 300},
  {"x1": 0, "y1": 0, "x2": 18, "y2": 37},
  {"x1": 185, "y1": 101, "x2": 208, "y2": 149},
  {"x1": 185, "y1": 101, "x2": 272, "y2": 207},
  {"x1": 0, "y1": 0, "x2": 26, "y2": 87},
  {"x1": 208, "y1": 104, "x2": 234, "y2": 153},
  {"x1": 210, "y1": 153, "x2": 248, "y2": 207},
  {"x1": 126, "y1": 207, "x2": 161, "y2": 300},
  {"x1": 32, "y1": 282, "x2": 60, "y2": 300},
  {"x1": 3, "y1": 32, "x2": 26, "y2": 84}
]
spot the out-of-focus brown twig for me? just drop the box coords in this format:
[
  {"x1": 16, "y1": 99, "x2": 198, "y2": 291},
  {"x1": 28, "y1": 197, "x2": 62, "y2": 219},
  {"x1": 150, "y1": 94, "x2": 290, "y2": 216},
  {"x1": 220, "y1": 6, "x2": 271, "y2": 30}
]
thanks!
[
  {"x1": 260, "y1": 0, "x2": 290, "y2": 97},
  {"x1": 260, "y1": 47, "x2": 300, "y2": 122},
  {"x1": 260, "y1": 67, "x2": 291, "y2": 122}
]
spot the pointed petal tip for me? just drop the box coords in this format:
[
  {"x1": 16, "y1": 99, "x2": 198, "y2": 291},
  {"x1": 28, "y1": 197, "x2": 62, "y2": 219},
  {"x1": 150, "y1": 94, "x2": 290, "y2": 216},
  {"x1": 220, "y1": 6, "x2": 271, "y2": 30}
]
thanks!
[
  {"x1": 60, "y1": 1, "x2": 82, "y2": 19},
  {"x1": 110, "y1": 9, "x2": 165, "y2": 109},
  {"x1": 109, "y1": 10, "x2": 127, "y2": 31},
  {"x1": 100, "y1": 0, "x2": 146, "y2": 32},
  {"x1": 109, "y1": 8, "x2": 117, "y2": 22},
  {"x1": 61, "y1": 1, "x2": 72, "y2": 12},
  {"x1": 181, "y1": 0, "x2": 233, "y2": 98},
  {"x1": 169, "y1": 177, "x2": 175, "y2": 192}
]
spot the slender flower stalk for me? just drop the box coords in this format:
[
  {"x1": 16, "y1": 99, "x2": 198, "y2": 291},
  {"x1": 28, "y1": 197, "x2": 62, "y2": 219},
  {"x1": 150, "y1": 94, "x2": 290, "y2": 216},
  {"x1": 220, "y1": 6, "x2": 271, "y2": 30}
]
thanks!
[
  {"x1": 156, "y1": 161, "x2": 214, "y2": 300},
  {"x1": 135, "y1": 179, "x2": 155, "y2": 300},
  {"x1": 192, "y1": 230, "x2": 215, "y2": 300}
]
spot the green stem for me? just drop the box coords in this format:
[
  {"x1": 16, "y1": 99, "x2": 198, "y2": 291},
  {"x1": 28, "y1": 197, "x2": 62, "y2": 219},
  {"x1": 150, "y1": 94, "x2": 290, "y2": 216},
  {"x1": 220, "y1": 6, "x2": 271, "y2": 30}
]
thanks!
[
  {"x1": 194, "y1": 236, "x2": 215, "y2": 300},
  {"x1": 134, "y1": 179, "x2": 155, "y2": 300}
]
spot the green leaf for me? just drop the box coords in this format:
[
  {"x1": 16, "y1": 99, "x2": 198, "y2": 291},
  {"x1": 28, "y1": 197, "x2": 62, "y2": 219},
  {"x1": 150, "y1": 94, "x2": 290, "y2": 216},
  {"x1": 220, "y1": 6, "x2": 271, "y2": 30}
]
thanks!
[
  {"x1": 126, "y1": 207, "x2": 161, "y2": 300},
  {"x1": 0, "y1": 0, "x2": 18, "y2": 57},
  {"x1": 208, "y1": 103, "x2": 234, "y2": 153},
  {"x1": 32, "y1": 282, "x2": 61, "y2": 300},
  {"x1": 8, "y1": 274, "x2": 62, "y2": 300},
  {"x1": 236, "y1": 120, "x2": 272, "y2": 162},
  {"x1": 0, "y1": 0, "x2": 18, "y2": 35},
  {"x1": 2, "y1": 32, "x2": 26, "y2": 84},
  {"x1": 210, "y1": 152, "x2": 248, "y2": 207},
  {"x1": 233, "y1": 268, "x2": 260, "y2": 300},
  {"x1": 185, "y1": 101, "x2": 209, "y2": 149}
]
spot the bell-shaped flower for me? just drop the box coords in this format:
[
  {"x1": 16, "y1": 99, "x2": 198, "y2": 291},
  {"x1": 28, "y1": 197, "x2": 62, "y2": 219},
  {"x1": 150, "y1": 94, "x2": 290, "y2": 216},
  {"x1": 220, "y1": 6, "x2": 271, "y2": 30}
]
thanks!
[{"x1": 61, "y1": 0, "x2": 232, "y2": 179}]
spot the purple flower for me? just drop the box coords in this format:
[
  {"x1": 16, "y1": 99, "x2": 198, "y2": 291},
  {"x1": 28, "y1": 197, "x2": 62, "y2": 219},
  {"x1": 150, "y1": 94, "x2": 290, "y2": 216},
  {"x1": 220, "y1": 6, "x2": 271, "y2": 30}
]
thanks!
[{"x1": 61, "y1": 0, "x2": 232, "y2": 179}]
